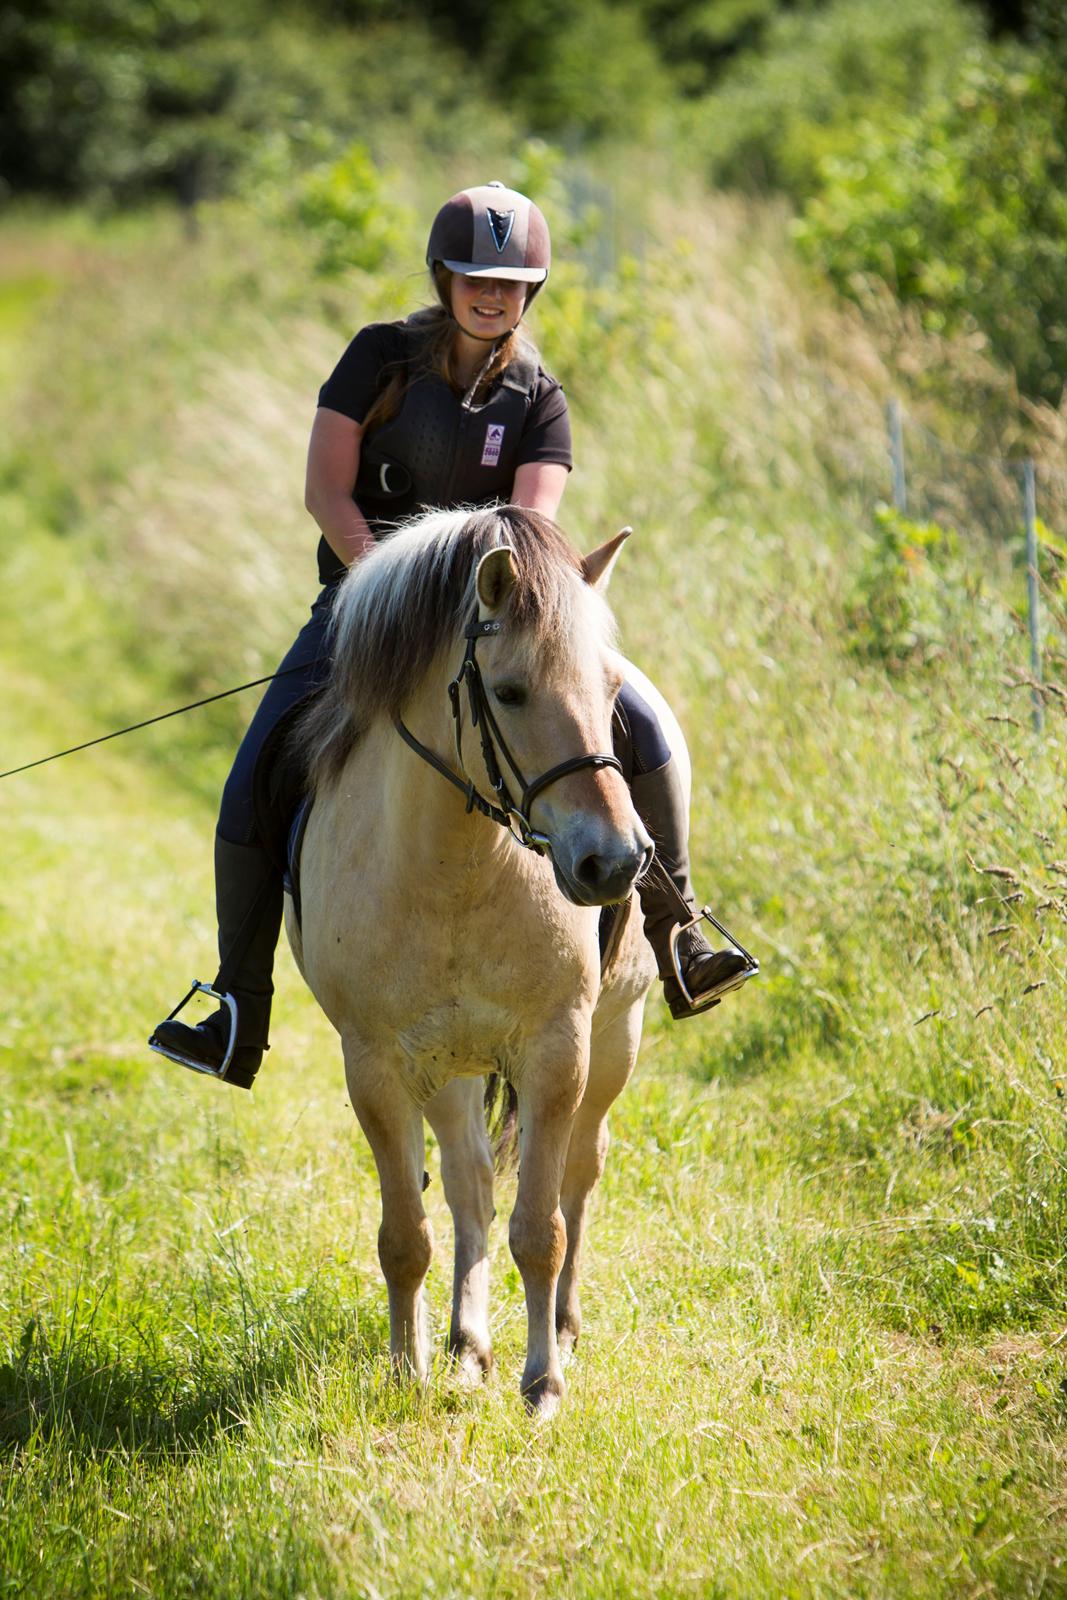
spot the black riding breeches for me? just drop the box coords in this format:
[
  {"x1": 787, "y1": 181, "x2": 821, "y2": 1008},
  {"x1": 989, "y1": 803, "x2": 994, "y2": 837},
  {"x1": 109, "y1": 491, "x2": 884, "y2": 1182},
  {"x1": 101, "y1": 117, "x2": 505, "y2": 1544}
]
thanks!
[{"x1": 217, "y1": 585, "x2": 338, "y2": 846}]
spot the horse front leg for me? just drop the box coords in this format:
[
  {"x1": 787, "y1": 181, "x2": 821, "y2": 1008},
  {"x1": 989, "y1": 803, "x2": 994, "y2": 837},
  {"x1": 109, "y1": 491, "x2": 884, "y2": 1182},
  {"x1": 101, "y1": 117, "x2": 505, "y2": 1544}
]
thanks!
[
  {"x1": 424, "y1": 1077, "x2": 495, "y2": 1383},
  {"x1": 344, "y1": 1039, "x2": 433, "y2": 1382},
  {"x1": 510, "y1": 1034, "x2": 588, "y2": 1417},
  {"x1": 556, "y1": 1006, "x2": 643, "y2": 1357}
]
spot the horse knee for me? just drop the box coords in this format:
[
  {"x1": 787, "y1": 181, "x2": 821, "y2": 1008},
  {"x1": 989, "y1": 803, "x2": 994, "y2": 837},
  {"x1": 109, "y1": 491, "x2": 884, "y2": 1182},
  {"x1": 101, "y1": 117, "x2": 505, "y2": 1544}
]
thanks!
[
  {"x1": 378, "y1": 1214, "x2": 433, "y2": 1292},
  {"x1": 509, "y1": 1205, "x2": 566, "y2": 1283}
]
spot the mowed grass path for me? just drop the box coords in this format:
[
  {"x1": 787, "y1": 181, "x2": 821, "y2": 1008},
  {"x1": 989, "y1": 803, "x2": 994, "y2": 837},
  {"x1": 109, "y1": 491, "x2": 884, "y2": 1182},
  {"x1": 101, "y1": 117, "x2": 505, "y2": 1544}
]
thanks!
[{"x1": 1, "y1": 661, "x2": 1064, "y2": 1599}]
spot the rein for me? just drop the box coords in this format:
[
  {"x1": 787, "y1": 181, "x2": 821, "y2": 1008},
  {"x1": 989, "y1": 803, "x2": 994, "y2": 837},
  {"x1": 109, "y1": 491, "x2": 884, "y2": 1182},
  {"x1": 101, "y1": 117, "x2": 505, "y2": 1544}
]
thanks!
[{"x1": 393, "y1": 616, "x2": 623, "y2": 856}]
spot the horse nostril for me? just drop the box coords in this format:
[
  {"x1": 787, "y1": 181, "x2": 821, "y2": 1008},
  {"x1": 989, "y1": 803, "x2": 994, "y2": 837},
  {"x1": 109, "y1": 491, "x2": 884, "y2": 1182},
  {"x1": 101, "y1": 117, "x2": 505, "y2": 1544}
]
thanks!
[
  {"x1": 574, "y1": 848, "x2": 644, "y2": 901},
  {"x1": 575, "y1": 853, "x2": 611, "y2": 892}
]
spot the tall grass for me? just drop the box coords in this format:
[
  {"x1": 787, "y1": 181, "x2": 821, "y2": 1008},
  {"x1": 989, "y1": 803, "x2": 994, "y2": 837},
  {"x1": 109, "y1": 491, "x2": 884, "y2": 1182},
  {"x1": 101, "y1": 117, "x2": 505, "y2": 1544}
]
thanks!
[{"x1": 1, "y1": 178, "x2": 1065, "y2": 1597}]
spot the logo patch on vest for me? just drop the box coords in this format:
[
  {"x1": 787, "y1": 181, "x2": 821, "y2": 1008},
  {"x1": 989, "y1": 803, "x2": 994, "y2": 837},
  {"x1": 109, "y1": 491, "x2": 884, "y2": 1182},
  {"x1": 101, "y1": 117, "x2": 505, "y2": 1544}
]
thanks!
[
  {"x1": 486, "y1": 208, "x2": 515, "y2": 253},
  {"x1": 481, "y1": 423, "x2": 505, "y2": 466}
]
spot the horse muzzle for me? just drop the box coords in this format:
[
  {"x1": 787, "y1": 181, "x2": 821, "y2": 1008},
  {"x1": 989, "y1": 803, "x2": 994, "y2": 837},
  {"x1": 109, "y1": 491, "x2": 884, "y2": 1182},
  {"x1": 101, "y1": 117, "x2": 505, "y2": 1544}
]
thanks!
[{"x1": 550, "y1": 833, "x2": 654, "y2": 908}]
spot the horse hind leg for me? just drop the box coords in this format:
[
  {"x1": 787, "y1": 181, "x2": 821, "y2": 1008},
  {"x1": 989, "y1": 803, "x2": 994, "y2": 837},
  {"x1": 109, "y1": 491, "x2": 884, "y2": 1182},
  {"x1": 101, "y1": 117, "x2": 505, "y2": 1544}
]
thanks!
[
  {"x1": 424, "y1": 1077, "x2": 495, "y2": 1384},
  {"x1": 344, "y1": 1040, "x2": 433, "y2": 1382},
  {"x1": 556, "y1": 1006, "x2": 643, "y2": 1359}
]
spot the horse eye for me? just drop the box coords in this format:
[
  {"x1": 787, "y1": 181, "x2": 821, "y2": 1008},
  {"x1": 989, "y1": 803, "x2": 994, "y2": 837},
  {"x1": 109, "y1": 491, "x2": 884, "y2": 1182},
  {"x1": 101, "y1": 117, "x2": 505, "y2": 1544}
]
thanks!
[{"x1": 494, "y1": 684, "x2": 527, "y2": 708}]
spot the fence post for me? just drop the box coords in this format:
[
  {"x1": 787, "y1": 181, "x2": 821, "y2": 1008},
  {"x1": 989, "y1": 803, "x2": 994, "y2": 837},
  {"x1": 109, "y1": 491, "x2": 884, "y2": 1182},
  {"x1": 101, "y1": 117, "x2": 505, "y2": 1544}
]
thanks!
[
  {"x1": 1022, "y1": 459, "x2": 1044, "y2": 735},
  {"x1": 886, "y1": 398, "x2": 907, "y2": 513}
]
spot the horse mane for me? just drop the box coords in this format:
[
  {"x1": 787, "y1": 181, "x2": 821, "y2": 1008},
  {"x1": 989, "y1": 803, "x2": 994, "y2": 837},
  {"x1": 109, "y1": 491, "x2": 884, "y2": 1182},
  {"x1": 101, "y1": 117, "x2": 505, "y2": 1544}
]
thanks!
[{"x1": 294, "y1": 505, "x2": 604, "y2": 793}]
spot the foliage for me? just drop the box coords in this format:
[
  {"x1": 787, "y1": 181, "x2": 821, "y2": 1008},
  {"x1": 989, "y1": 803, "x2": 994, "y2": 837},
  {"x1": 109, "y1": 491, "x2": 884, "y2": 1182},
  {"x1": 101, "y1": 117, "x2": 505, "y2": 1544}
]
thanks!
[
  {"x1": 686, "y1": 0, "x2": 983, "y2": 198},
  {"x1": 0, "y1": 3, "x2": 480, "y2": 205},
  {"x1": 842, "y1": 499, "x2": 1024, "y2": 674},
  {"x1": 0, "y1": 0, "x2": 260, "y2": 200},
  {"x1": 844, "y1": 505, "x2": 967, "y2": 669},
  {"x1": 294, "y1": 145, "x2": 417, "y2": 278},
  {"x1": 793, "y1": 44, "x2": 1067, "y2": 404}
]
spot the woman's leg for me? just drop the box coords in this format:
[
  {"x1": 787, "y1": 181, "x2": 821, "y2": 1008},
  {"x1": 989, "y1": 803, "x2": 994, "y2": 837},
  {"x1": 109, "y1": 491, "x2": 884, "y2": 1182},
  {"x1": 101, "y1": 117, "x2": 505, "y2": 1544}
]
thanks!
[
  {"x1": 616, "y1": 678, "x2": 755, "y2": 1019},
  {"x1": 150, "y1": 587, "x2": 338, "y2": 1086}
]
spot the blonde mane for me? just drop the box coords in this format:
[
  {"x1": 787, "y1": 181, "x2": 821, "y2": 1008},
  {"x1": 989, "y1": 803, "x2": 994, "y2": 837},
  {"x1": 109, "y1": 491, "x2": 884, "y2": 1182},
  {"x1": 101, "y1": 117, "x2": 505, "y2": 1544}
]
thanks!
[{"x1": 296, "y1": 505, "x2": 613, "y2": 790}]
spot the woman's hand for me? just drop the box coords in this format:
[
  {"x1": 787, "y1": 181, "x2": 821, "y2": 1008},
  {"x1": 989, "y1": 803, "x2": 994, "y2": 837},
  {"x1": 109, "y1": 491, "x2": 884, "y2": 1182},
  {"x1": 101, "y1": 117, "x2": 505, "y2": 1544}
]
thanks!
[
  {"x1": 512, "y1": 461, "x2": 569, "y2": 520},
  {"x1": 305, "y1": 407, "x2": 377, "y2": 566}
]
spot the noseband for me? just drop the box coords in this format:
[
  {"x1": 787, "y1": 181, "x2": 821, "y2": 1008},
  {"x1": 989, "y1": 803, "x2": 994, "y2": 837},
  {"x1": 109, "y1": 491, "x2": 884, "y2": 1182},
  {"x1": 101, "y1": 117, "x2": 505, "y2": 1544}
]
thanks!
[{"x1": 394, "y1": 617, "x2": 623, "y2": 856}]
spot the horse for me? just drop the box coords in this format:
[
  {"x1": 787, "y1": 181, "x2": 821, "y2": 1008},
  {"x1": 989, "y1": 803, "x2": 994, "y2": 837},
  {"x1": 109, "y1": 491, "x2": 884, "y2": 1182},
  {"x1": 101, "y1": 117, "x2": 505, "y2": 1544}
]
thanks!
[{"x1": 287, "y1": 504, "x2": 675, "y2": 1415}]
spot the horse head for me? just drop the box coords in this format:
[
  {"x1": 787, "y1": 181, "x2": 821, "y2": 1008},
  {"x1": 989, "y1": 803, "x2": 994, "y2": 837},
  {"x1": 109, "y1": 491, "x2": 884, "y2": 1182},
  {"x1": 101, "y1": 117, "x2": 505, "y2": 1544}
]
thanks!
[
  {"x1": 468, "y1": 526, "x2": 653, "y2": 905},
  {"x1": 300, "y1": 504, "x2": 652, "y2": 907}
]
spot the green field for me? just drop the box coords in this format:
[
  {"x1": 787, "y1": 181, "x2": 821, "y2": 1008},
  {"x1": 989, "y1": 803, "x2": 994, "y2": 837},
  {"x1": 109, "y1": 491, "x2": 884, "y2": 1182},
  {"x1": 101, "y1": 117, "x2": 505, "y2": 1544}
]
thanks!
[{"x1": 2, "y1": 190, "x2": 1066, "y2": 1598}]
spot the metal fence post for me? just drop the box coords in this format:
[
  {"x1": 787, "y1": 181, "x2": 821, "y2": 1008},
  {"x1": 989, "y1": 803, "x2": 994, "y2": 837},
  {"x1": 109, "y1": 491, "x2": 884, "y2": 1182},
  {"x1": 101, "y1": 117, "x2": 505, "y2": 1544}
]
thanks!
[
  {"x1": 1022, "y1": 459, "x2": 1044, "y2": 734},
  {"x1": 886, "y1": 398, "x2": 907, "y2": 513}
]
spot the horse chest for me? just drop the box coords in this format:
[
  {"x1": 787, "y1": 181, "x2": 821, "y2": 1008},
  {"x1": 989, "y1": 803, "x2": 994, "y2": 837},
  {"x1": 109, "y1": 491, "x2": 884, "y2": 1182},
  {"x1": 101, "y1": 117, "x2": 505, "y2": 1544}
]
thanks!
[{"x1": 394, "y1": 999, "x2": 514, "y2": 1099}]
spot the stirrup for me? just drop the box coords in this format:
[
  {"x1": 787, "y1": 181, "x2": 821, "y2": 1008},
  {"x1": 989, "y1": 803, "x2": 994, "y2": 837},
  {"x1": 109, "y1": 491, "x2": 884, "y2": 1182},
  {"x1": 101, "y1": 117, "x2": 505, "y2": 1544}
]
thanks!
[
  {"x1": 668, "y1": 907, "x2": 759, "y2": 1015},
  {"x1": 148, "y1": 980, "x2": 238, "y2": 1080}
]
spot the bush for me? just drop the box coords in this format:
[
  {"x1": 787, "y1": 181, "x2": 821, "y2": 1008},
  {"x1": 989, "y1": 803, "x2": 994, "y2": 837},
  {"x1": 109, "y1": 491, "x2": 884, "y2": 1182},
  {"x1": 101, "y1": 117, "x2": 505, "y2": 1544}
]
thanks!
[
  {"x1": 294, "y1": 144, "x2": 416, "y2": 278},
  {"x1": 793, "y1": 44, "x2": 1067, "y2": 404},
  {"x1": 685, "y1": 0, "x2": 981, "y2": 199},
  {"x1": 844, "y1": 504, "x2": 965, "y2": 670}
]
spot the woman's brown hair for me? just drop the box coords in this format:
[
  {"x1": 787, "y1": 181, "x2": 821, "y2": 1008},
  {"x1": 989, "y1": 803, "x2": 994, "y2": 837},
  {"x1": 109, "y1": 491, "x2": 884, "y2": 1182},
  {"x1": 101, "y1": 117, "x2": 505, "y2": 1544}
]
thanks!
[{"x1": 361, "y1": 266, "x2": 534, "y2": 437}]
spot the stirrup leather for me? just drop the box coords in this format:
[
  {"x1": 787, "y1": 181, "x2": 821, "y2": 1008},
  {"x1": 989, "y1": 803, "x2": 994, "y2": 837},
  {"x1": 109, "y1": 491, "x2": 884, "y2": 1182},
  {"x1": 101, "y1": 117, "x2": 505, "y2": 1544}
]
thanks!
[
  {"x1": 148, "y1": 980, "x2": 239, "y2": 1080},
  {"x1": 668, "y1": 907, "x2": 760, "y2": 1014}
]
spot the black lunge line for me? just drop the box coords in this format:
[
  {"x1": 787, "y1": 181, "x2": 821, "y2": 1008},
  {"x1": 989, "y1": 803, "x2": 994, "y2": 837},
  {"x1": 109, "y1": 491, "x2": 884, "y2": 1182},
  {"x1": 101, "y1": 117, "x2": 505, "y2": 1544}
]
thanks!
[{"x1": 0, "y1": 668, "x2": 304, "y2": 782}]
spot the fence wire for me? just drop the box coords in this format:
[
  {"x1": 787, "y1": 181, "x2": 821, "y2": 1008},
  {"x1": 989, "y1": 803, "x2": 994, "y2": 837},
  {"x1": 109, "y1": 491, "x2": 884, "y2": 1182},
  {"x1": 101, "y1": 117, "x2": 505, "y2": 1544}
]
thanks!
[{"x1": 759, "y1": 321, "x2": 1065, "y2": 732}]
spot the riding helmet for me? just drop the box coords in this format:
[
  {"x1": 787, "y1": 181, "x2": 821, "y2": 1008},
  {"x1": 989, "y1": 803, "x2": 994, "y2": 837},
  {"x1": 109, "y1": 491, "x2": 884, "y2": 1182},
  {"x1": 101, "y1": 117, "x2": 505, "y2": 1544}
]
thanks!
[{"x1": 426, "y1": 181, "x2": 551, "y2": 306}]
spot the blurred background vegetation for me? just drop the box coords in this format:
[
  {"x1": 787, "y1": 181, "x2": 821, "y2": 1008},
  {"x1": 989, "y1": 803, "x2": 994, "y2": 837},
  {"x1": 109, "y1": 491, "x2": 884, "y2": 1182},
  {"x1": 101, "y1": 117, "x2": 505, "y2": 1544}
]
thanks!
[{"x1": 2, "y1": 0, "x2": 1065, "y2": 399}]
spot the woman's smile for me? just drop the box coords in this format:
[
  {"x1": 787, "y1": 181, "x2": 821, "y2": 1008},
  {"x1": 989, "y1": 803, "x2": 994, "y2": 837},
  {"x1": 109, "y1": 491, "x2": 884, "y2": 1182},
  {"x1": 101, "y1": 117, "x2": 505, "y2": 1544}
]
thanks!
[{"x1": 451, "y1": 274, "x2": 527, "y2": 341}]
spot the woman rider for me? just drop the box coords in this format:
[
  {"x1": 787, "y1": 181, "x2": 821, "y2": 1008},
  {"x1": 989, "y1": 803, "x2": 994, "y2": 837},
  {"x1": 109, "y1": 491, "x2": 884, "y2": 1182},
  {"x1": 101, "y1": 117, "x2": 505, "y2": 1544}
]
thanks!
[{"x1": 150, "y1": 182, "x2": 753, "y2": 1090}]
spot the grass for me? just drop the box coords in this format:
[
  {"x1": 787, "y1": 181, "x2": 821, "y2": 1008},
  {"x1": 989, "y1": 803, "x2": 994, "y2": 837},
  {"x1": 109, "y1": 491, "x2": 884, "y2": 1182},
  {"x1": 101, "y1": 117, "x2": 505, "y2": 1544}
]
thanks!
[{"x1": 1, "y1": 186, "x2": 1066, "y2": 1597}]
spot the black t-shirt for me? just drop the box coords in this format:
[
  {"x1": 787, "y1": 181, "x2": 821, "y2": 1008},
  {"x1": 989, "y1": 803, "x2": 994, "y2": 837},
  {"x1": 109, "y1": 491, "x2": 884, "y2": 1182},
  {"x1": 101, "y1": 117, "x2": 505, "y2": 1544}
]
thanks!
[{"x1": 315, "y1": 320, "x2": 573, "y2": 583}]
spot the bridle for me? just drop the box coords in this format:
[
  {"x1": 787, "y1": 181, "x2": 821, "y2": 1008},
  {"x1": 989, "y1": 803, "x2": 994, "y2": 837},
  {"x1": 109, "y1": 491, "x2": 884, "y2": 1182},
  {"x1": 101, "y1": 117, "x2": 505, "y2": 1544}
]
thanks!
[{"x1": 393, "y1": 616, "x2": 623, "y2": 857}]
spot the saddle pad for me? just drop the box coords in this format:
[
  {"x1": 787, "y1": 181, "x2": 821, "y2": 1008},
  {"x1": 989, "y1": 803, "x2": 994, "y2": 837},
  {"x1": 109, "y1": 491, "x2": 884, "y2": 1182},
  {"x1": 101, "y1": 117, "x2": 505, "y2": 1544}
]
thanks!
[{"x1": 284, "y1": 794, "x2": 313, "y2": 928}]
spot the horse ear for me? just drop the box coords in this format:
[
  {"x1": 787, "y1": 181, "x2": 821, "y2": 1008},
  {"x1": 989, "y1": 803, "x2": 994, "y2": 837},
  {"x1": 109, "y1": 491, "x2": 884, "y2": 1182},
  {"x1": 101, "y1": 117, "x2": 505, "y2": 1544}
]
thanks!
[
  {"x1": 476, "y1": 546, "x2": 517, "y2": 615},
  {"x1": 581, "y1": 527, "x2": 632, "y2": 591}
]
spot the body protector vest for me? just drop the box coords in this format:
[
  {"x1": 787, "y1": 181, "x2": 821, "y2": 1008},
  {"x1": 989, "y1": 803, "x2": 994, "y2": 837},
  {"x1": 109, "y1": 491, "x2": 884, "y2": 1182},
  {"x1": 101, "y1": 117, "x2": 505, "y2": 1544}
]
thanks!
[{"x1": 355, "y1": 324, "x2": 539, "y2": 525}]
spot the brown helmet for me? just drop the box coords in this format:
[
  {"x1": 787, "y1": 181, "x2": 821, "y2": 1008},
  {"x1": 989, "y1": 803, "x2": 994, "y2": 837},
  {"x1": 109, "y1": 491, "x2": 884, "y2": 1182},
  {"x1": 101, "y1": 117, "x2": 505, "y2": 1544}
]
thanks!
[{"x1": 426, "y1": 181, "x2": 551, "y2": 305}]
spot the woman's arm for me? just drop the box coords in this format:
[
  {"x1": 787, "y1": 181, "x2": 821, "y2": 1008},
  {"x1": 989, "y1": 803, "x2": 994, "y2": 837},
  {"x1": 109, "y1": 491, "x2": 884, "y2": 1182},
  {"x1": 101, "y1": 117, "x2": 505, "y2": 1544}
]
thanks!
[
  {"x1": 305, "y1": 407, "x2": 377, "y2": 568},
  {"x1": 512, "y1": 461, "x2": 569, "y2": 520}
]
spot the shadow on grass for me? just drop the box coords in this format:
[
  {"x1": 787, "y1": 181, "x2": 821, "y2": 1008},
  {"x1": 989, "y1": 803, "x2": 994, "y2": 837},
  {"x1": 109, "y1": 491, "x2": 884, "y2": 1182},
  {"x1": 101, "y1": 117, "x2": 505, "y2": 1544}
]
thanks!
[{"x1": 0, "y1": 1298, "x2": 387, "y2": 1461}]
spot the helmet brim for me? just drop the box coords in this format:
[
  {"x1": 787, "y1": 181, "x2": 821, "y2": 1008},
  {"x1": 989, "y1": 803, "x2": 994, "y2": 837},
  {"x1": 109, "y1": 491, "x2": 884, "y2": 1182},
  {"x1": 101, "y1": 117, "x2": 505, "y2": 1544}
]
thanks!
[{"x1": 441, "y1": 259, "x2": 549, "y2": 283}]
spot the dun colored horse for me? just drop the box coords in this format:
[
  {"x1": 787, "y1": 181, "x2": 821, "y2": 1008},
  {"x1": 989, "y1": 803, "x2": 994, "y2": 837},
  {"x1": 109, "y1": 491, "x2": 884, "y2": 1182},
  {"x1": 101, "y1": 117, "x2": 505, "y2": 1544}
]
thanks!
[{"x1": 289, "y1": 505, "x2": 686, "y2": 1414}]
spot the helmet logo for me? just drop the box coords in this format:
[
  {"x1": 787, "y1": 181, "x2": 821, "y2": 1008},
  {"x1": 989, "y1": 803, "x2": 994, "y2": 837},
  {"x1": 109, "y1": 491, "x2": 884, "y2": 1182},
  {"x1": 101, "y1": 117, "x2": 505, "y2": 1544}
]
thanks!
[{"x1": 486, "y1": 208, "x2": 515, "y2": 253}]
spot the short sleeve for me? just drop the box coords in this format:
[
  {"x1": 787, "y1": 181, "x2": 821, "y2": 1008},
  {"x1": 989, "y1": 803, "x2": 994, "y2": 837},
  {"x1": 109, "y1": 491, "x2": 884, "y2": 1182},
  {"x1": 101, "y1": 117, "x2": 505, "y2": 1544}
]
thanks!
[
  {"x1": 317, "y1": 323, "x2": 404, "y2": 423},
  {"x1": 516, "y1": 374, "x2": 573, "y2": 471}
]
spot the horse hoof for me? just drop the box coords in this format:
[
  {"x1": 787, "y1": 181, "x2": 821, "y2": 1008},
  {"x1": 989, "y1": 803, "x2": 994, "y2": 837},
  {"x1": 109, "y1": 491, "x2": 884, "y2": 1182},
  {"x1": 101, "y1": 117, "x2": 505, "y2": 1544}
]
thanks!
[
  {"x1": 448, "y1": 1333, "x2": 493, "y2": 1386},
  {"x1": 521, "y1": 1372, "x2": 564, "y2": 1418}
]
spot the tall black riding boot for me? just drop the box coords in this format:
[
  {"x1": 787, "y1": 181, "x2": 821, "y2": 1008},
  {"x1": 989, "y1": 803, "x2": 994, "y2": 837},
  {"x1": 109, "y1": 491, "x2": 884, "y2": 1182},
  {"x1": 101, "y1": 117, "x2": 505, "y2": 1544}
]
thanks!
[
  {"x1": 149, "y1": 835, "x2": 283, "y2": 1089},
  {"x1": 631, "y1": 760, "x2": 756, "y2": 1020}
]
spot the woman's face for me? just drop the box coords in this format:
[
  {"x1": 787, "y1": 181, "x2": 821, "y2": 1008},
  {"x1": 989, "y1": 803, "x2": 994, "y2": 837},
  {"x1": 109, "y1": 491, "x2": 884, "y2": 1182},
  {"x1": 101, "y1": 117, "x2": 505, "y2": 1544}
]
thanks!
[{"x1": 449, "y1": 273, "x2": 527, "y2": 340}]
